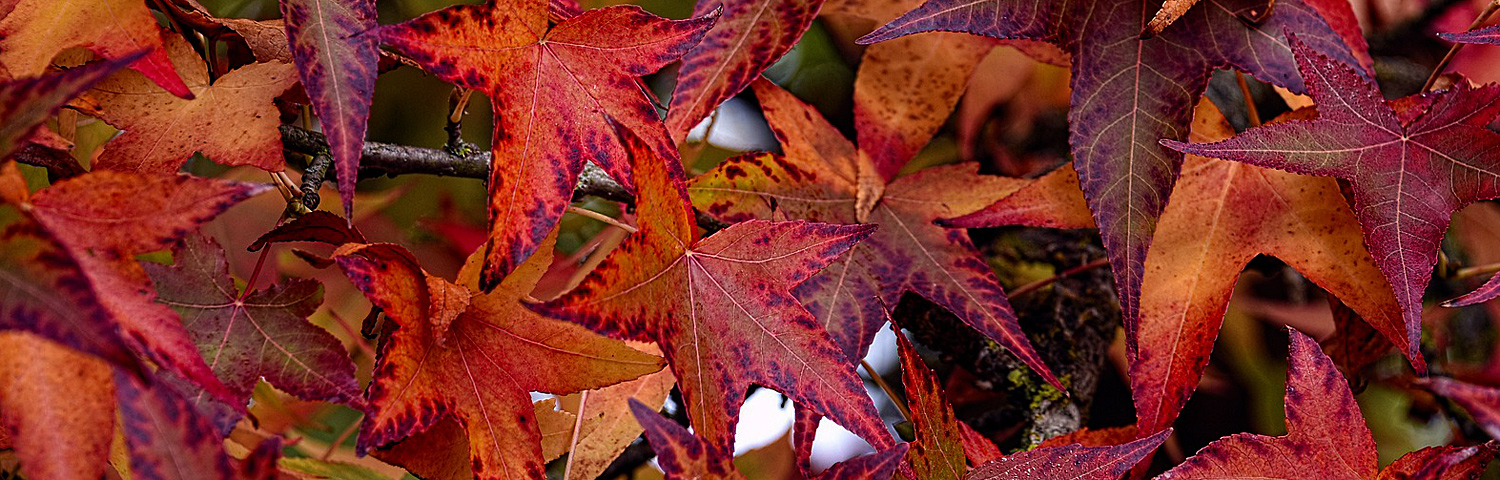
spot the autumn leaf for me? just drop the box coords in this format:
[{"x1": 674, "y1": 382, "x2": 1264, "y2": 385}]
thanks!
[
  {"x1": 0, "y1": 54, "x2": 141, "y2": 159},
  {"x1": 628, "y1": 398, "x2": 909, "y2": 480},
  {"x1": 1158, "y1": 328, "x2": 1498, "y2": 480},
  {"x1": 1423, "y1": 377, "x2": 1500, "y2": 440},
  {"x1": 1445, "y1": 269, "x2": 1500, "y2": 307},
  {"x1": 1162, "y1": 37, "x2": 1500, "y2": 372},
  {"x1": 690, "y1": 79, "x2": 1055, "y2": 386},
  {"x1": 144, "y1": 234, "x2": 362, "y2": 420},
  {"x1": 664, "y1": 0, "x2": 820, "y2": 143},
  {"x1": 23, "y1": 170, "x2": 273, "y2": 406},
  {"x1": 539, "y1": 129, "x2": 894, "y2": 459},
  {"x1": 0, "y1": 332, "x2": 115, "y2": 480},
  {"x1": 535, "y1": 342, "x2": 676, "y2": 480},
  {"x1": 894, "y1": 323, "x2": 966, "y2": 480},
  {"x1": 280, "y1": 0, "x2": 378, "y2": 221},
  {"x1": 334, "y1": 234, "x2": 665, "y2": 479},
  {"x1": 0, "y1": 0, "x2": 192, "y2": 98},
  {"x1": 963, "y1": 430, "x2": 1168, "y2": 480},
  {"x1": 376, "y1": 0, "x2": 715, "y2": 286},
  {"x1": 892, "y1": 317, "x2": 1169, "y2": 480},
  {"x1": 115, "y1": 371, "x2": 283, "y2": 480},
  {"x1": 956, "y1": 101, "x2": 1419, "y2": 435},
  {"x1": 1441, "y1": 24, "x2": 1500, "y2": 45},
  {"x1": 85, "y1": 35, "x2": 297, "y2": 173},
  {"x1": 629, "y1": 398, "x2": 745, "y2": 480},
  {"x1": 857, "y1": 0, "x2": 1369, "y2": 326}
]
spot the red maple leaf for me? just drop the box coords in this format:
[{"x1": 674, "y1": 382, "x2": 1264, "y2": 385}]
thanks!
[{"x1": 377, "y1": 0, "x2": 716, "y2": 287}]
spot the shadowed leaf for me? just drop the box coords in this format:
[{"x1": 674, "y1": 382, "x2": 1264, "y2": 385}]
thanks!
[
  {"x1": 0, "y1": 54, "x2": 141, "y2": 159},
  {"x1": 115, "y1": 371, "x2": 282, "y2": 480},
  {"x1": 1424, "y1": 378, "x2": 1500, "y2": 441}
]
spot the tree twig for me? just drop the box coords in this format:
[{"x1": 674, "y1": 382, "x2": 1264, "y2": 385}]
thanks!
[
  {"x1": 1424, "y1": 1, "x2": 1500, "y2": 92},
  {"x1": 278, "y1": 124, "x2": 729, "y2": 231}
]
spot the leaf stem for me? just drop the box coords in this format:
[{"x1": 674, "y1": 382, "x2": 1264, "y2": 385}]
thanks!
[
  {"x1": 562, "y1": 390, "x2": 588, "y2": 480},
  {"x1": 1423, "y1": 1, "x2": 1500, "y2": 92},
  {"x1": 320, "y1": 413, "x2": 364, "y2": 461},
  {"x1": 1235, "y1": 71, "x2": 1262, "y2": 127},
  {"x1": 1008, "y1": 257, "x2": 1111, "y2": 299},
  {"x1": 1455, "y1": 261, "x2": 1500, "y2": 280},
  {"x1": 566, "y1": 205, "x2": 638, "y2": 233},
  {"x1": 862, "y1": 359, "x2": 912, "y2": 422}
]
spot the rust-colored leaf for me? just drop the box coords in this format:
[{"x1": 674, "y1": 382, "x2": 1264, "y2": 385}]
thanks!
[
  {"x1": 85, "y1": 36, "x2": 296, "y2": 173},
  {"x1": 377, "y1": 0, "x2": 715, "y2": 285},
  {"x1": 629, "y1": 398, "x2": 746, "y2": 480},
  {"x1": 0, "y1": 0, "x2": 192, "y2": 98},
  {"x1": 338, "y1": 238, "x2": 664, "y2": 479},
  {"x1": 540, "y1": 130, "x2": 894, "y2": 458},
  {"x1": 145, "y1": 234, "x2": 362, "y2": 416},
  {"x1": 895, "y1": 324, "x2": 965, "y2": 480},
  {"x1": 115, "y1": 371, "x2": 281, "y2": 480},
  {"x1": 1424, "y1": 377, "x2": 1500, "y2": 441},
  {"x1": 0, "y1": 332, "x2": 115, "y2": 480}
]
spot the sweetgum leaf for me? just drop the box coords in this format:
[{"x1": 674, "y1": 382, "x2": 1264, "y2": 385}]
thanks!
[
  {"x1": 858, "y1": 0, "x2": 1368, "y2": 327},
  {"x1": 664, "y1": 0, "x2": 821, "y2": 143},
  {"x1": 629, "y1": 398, "x2": 745, "y2": 480},
  {"x1": 894, "y1": 323, "x2": 965, "y2": 480},
  {"x1": 145, "y1": 234, "x2": 362, "y2": 414},
  {"x1": 115, "y1": 371, "x2": 282, "y2": 480},
  {"x1": 1157, "y1": 328, "x2": 1499, "y2": 480},
  {"x1": 377, "y1": 0, "x2": 715, "y2": 286},
  {"x1": 1423, "y1": 378, "x2": 1500, "y2": 441},
  {"x1": 1162, "y1": 38, "x2": 1500, "y2": 374},
  {"x1": 963, "y1": 430, "x2": 1168, "y2": 480},
  {"x1": 0, "y1": 54, "x2": 141, "y2": 159},
  {"x1": 337, "y1": 238, "x2": 664, "y2": 479},
  {"x1": 690, "y1": 79, "x2": 1055, "y2": 386},
  {"x1": 0, "y1": 332, "x2": 115, "y2": 480},
  {"x1": 1440, "y1": 25, "x2": 1500, "y2": 45},
  {"x1": 280, "y1": 0, "x2": 378, "y2": 221},
  {"x1": 628, "y1": 398, "x2": 909, "y2": 480},
  {"x1": 85, "y1": 36, "x2": 296, "y2": 173},
  {"x1": 960, "y1": 102, "x2": 1417, "y2": 436},
  {"x1": 539, "y1": 129, "x2": 893, "y2": 459},
  {"x1": 26, "y1": 171, "x2": 273, "y2": 406},
  {"x1": 0, "y1": 0, "x2": 192, "y2": 98}
]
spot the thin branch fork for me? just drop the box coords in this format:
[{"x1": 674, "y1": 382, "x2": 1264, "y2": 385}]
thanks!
[{"x1": 278, "y1": 125, "x2": 727, "y2": 230}]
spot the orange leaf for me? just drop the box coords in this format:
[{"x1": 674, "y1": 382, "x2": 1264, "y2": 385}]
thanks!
[
  {"x1": 338, "y1": 238, "x2": 665, "y2": 479},
  {"x1": 85, "y1": 36, "x2": 296, "y2": 173},
  {"x1": 0, "y1": 0, "x2": 192, "y2": 98},
  {"x1": 0, "y1": 332, "x2": 115, "y2": 480}
]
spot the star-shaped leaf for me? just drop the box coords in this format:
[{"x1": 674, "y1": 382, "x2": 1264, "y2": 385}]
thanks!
[
  {"x1": 1158, "y1": 328, "x2": 1498, "y2": 480},
  {"x1": 628, "y1": 398, "x2": 909, "y2": 480},
  {"x1": 690, "y1": 79, "x2": 1055, "y2": 386},
  {"x1": 335, "y1": 236, "x2": 665, "y2": 479},
  {"x1": 857, "y1": 0, "x2": 1368, "y2": 326},
  {"x1": 0, "y1": 0, "x2": 192, "y2": 98},
  {"x1": 664, "y1": 0, "x2": 821, "y2": 143},
  {"x1": 84, "y1": 36, "x2": 296, "y2": 173},
  {"x1": 144, "y1": 233, "x2": 362, "y2": 418},
  {"x1": 1163, "y1": 38, "x2": 1500, "y2": 367},
  {"x1": 538, "y1": 129, "x2": 893, "y2": 458},
  {"x1": 950, "y1": 102, "x2": 1416, "y2": 436},
  {"x1": 280, "y1": 0, "x2": 378, "y2": 221},
  {"x1": 377, "y1": 0, "x2": 715, "y2": 286}
]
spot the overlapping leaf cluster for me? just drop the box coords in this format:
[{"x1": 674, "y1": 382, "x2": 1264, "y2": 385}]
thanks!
[{"x1": 3, "y1": 0, "x2": 1500, "y2": 478}]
